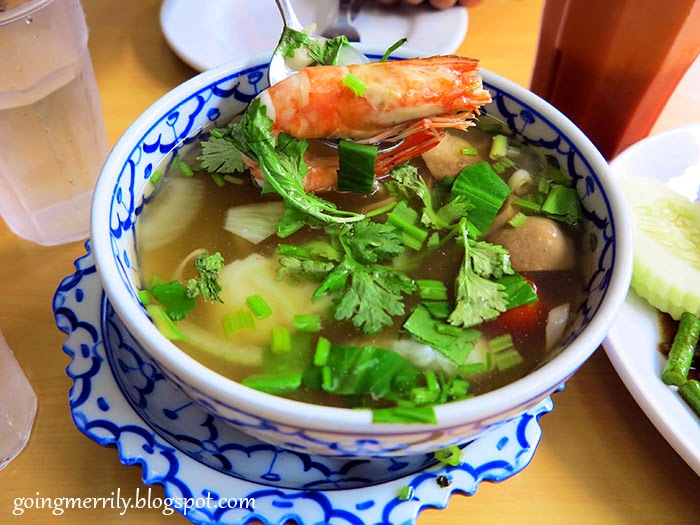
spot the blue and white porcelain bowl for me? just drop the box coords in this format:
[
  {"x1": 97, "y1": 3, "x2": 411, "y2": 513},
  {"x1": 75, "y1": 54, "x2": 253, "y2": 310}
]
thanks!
[{"x1": 91, "y1": 47, "x2": 632, "y2": 457}]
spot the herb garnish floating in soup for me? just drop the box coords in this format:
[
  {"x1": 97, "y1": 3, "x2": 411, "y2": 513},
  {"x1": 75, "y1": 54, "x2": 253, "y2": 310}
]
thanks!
[{"x1": 137, "y1": 36, "x2": 584, "y2": 424}]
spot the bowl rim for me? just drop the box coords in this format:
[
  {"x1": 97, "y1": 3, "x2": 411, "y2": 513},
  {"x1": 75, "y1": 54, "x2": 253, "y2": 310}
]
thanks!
[{"x1": 91, "y1": 48, "x2": 633, "y2": 434}]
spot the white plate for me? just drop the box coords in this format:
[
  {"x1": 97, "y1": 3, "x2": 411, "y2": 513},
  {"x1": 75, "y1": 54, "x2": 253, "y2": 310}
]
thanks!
[
  {"x1": 159, "y1": 0, "x2": 468, "y2": 72},
  {"x1": 603, "y1": 123, "x2": 700, "y2": 477}
]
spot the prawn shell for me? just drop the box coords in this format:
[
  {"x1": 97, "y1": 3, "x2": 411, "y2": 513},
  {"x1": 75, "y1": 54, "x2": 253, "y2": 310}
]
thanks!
[{"x1": 261, "y1": 55, "x2": 492, "y2": 141}]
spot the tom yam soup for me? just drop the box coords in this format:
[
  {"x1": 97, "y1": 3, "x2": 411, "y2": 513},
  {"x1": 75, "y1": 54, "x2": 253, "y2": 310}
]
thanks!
[{"x1": 134, "y1": 51, "x2": 585, "y2": 424}]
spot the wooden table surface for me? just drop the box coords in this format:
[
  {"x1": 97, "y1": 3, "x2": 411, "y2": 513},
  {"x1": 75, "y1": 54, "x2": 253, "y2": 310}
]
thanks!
[{"x1": 1, "y1": 0, "x2": 698, "y2": 523}]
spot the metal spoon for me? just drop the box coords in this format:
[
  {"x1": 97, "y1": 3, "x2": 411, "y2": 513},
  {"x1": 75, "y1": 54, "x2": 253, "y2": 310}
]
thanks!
[
  {"x1": 269, "y1": 0, "x2": 402, "y2": 153},
  {"x1": 268, "y1": 0, "x2": 369, "y2": 87},
  {"x1": 322, "y1": 0, "x2": 363, "y2": 42}
]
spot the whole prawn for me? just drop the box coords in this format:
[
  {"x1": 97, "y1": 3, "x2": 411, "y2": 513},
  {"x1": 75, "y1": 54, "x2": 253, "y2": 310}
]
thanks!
[{"x1": 253, "y1": 55, "x2": 492, "y2": 192}]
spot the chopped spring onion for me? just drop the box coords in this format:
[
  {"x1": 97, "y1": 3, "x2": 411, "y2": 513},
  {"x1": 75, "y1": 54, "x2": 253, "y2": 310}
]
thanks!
[
  {"x1": 372, "y1": 405, "x2": 437, "y2": 424},
  {"x1": 137, "y1": 290, "x2": 151, "y2": 305},
  {"x1": 537, "y1": 177, "x2": 551, "y2": 194},
  {"x1": 514, "y1": 197, "x2": 542, "y2": 214},
  {"x1": 679, "y1": 380, "x2": 700, "y2": 417},
  {"x1": 424, "y1": 370, "x2": 439, "y2": 393},
  {"x1": 380, "y1": 37, "x2": 408, "y2": 62},
  {"x1": 337, "y1": 139, "x2": 378, "y2": 194},
  {"x1": 321, "y1": 365, "x2": 333, "y2": 391},
  {"x1": 223, "y1": 174, "x2": 245, "y2": 185},
  {"x1": 486, "y1": 334, "x2": 524, "y2": 370},
  {"x1": 277, "y1": 244, "x2": 311, "y2": 258},
  {"x1": 446, "y1": 378, "x2": 470, "y2": 398},
  {"x1": 271, "y1": 326, "x2": 292, "y2": 354},
  {"x1": 508, "y1": 212, "x2": 528, "y2": 228},
  {"x1": 460, "y1": 147, "x2": 478, "y2": 156},
  {"x1": 224, "y1": 201, "x2": 287, "y2": 245},
  {"x1": 477, "y1": 122, "x2": 502, "y2": 133},
  {"x1": 172, "y1": 154, "x2": 194, "y2": 177},
  {"x1": 416, "y1": 280, "x2": 448, "y2": 301},
  {"x1": 436, "y1": 323, "x2": 463, "y2": 336},
  {"x1": 397, "y1": 486, "x2": 414, "y2": 501},
  {"x1": 458, "y1": 362, "x2": 489, "y2": 375},
  {"x1": 145, "y1": 304, "x2": 186, "y2": 341},
  {"x1": 387, "y1": 201, "x2": 429, "y2": 251},
  {"x1": 245, "y1": 294, "x2": 273, "y2": 320},
  {"x1": 222, "y1": 310, "x2": 255, "y2": 337},
  {"x1": 498, "y1": 156, "x2": 515, "y2": 168},
  {"x1": 661, "y1": 311, "x2": 700, "y2": 386},
  {"x1": 294, "y1": 313, "x2": 321, "y2": 332},
  {"x1": 242, "y1": 372, "x2": 302, "y2": 395},
  {"x1": 313, "y1": 336, "x2": 332, "y2": 366},
  {"x1": 492, "y1": 161, "x2": 505, "y2": 175},
  {"x1": 410, "y1": 386, "x2": 439, "y2": 406},
  {"x1": 507, "y1": 145, "x2": 521, "y2": 158},
  {"x1": 343, "y1": 73, "x2": 367, "y2": 96},
  {"x1": 507, "y1": 168, "x2": 533, "y2": 195},
  {"x1": 434, "y1": 445, "x2": 463, "y2": 466},
  {"x1": 423, "y1": 301, "x2": 451, "y2": 319},
  {"x1": 210, "y1": 173, "x2": 226, "y2": 187},
  {"x1": 488, "y1": 333, "x2": 515, "y2": 353},
  {"x1": 451, "y1": 161, "x2": 512, "y2": 233},
  {"x1": 150, "y1": 169, "x2": 163, "y2": 186},
  {"x1": 490, "y1": 347, "x2": 524, "y2": 371}
]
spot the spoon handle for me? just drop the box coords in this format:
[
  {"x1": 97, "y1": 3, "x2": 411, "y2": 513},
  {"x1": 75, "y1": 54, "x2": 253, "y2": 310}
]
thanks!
[{"x1": 275, "y1": 0, "x2": 304, "y2": 31}]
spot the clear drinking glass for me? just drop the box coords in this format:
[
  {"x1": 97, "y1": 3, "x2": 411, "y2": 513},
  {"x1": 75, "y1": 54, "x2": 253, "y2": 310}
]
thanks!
[
  {"x1": 0, "y1": 329, "x2": 37, "y2": 470},
  {"x1": 0, "y1": 0, "x2": 109, "y2": 246}
]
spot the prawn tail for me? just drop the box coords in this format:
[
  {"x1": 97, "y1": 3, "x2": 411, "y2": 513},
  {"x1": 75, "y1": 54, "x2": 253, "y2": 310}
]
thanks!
[
  {"x1": 359, "y1": 112, "x2": 480, "y2": 146},
  {"x1": 375, "y1": 123, "x2": 445, "y2": 177}
]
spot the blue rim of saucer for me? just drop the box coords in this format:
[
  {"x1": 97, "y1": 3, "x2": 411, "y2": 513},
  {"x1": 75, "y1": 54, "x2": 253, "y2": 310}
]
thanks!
[{"x1": 53, "y1": 242, "x2": 555, "y2": 525}]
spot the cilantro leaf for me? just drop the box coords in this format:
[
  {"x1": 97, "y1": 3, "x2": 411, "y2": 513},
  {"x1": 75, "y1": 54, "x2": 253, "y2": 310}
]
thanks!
[
  {"x1": 329, "y1": 257, "x2": 416, "y2": 335},
  {"x1": 307, "y1": 35, "x2": 349, "y2": 65},
  {"x1": 435, "y1": 196, "x2": 472, "y2": 228},
  {"x1": 278, "y1": 27, "x2": 349, "y2": 65},
  {"x1": 276, "y1": 206, "x2": 325, "y2": 238},
  {"x1": 448, "y1": 220, "x2": 509, "y2": 328},
  {"x1": 186, "y1": 252, "x2": 225, "y2": 303},
  {"x1": 276, "y1": 255, "x2": 335, "y2": 283},
  {"x1": 342, "y1": 220, "x2": 405, "y2": 263},
  {"x1": 389, "y1": 164, "x2": 466, "y2": 230},
  {"x1": 196, "y1": 136, "x2": 246, "y2": 174},
  {"x1": 226, "y1": 98, "x2": 363, "y2": 225},
  {"x1": 468, "y1": 239, "x2": 513, "y2": 279}
]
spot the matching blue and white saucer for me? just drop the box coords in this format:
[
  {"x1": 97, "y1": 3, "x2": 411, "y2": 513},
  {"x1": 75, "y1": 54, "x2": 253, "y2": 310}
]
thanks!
[{"x1": 53, "y1": 243, "x2": 554, "y2": 525}]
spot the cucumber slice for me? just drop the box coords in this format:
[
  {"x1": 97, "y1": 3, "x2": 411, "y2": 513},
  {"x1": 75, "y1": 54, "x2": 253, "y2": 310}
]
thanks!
[{"x1": 618, "y1": 175, "x2": 700, "y2": 319}]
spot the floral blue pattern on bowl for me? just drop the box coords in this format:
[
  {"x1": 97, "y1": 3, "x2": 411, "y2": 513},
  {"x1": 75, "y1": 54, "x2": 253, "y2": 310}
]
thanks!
[
  {"x1": 89, "y1": 49, "x2": 629, "y2": 457},
  {"x1": 53, "y1": 243, "x2": 554, "y2": 524}
]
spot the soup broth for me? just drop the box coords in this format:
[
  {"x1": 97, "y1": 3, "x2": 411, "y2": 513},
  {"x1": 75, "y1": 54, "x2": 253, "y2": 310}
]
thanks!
[{"x1": 137, "y1": 121, "x2": 585, "y2": 413}]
